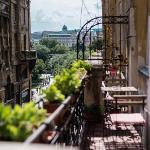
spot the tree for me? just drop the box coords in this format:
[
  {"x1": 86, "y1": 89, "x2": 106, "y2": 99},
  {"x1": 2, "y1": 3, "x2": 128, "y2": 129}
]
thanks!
[
  {"x1": 51, "y1": 44, "x2": 69, "y2": 54},
  {"x1": 32, "y1": 59, "x2": 46, "y2": 83},
  {"x1": 39, "y1": 39, "x2": 70, "y2": 54},
  {"x1": 39, "y1": 39, "x2": 58, "y2": 49},
  {"x1": 89, "y1": 38, "x2": 103, "y2": 51},
  {"x1": 34, "y1": 44, "x2": 49, "y2": 62}
]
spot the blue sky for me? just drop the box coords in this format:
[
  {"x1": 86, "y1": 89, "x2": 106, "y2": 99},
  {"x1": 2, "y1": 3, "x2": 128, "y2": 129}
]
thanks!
[{"x1": 31, "y1": 0, "x2": 102, "y2": 32}]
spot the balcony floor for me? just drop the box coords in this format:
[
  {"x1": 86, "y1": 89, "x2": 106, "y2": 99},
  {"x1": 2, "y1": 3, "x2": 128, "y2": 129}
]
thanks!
[{"x1": 81, "y1": 122, "x2": 144, "y2": 150}]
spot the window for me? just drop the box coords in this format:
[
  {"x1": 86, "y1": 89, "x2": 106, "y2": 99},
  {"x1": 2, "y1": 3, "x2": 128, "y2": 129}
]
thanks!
[
  {"x1": 21, "y1": 8, "x2": 26, "y2": 25},
  {"x1": 14, "y1": 33, "x2": 18, "y2": 50},
  {"x1": 22, "y1": 66, "x2": 28, "y2": 79},
  {"x1": 5, "y1": 76, "x2": 14, "y2": 101},
  {"x1": 3, "y1": 17, "x2": 9, "y2": 34},
  {"x1": 24, "y1": 34, "x2": 26, "y2": 50},
  {"x1": 13, "y1": 4, "x2": 17, "y2": 24},
  {"x1": 16, "y1": 65, "x2": 20, "y2": 82}
]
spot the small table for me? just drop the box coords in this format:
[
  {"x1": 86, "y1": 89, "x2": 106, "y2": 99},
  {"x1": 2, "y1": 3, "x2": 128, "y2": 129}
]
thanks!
[
  {"x1": 110, "y1": 113, "x2": 145, "y2": 125},
  {"x1": 101, "y1": 86, "x2": 138, "y2": 93}
]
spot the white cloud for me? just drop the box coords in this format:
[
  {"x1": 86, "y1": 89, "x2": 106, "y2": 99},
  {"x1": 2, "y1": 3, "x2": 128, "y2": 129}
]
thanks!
[{"x1": 31, "y1": 0, "x2": 102, "y2": 32}]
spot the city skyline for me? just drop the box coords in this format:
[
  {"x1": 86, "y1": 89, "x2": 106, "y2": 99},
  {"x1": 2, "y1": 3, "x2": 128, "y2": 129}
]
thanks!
[{"x1": 31, "y1": 0, "x2": 102, "y2": 32}]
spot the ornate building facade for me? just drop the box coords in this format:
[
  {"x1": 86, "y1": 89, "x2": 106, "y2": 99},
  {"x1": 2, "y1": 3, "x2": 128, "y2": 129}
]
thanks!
[{"x1": 0, "y1": 0, "x2": 36, "y2": 104}]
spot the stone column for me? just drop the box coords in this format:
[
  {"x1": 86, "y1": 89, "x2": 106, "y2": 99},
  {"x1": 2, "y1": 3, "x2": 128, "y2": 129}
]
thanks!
[{"x1": 84, "y1": 65, "x2": 104, "y2": 112}]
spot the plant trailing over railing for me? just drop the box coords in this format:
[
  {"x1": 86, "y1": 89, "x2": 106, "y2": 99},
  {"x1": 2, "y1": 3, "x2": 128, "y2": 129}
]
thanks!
[
  {"x1": 71, "y1": 60, "x2": 92, "y2": 72},
  {"x1": 0, "y1": 102, "x2": 46, "y2": 141},
  {"x1": 43, "y1": 60, "x2": 91, "y2": 100},
  {"x1": 41, "y1": 60, "x2": 91, "y2": 123}
]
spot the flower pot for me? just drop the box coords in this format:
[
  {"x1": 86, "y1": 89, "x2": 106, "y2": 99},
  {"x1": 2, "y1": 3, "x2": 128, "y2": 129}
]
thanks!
[
  {"x1": 43, "y1": 102, "x2": 68, "y2": 126},
  {"x1": 43, "y1": 102, "x2": 60, "y2": 113}
]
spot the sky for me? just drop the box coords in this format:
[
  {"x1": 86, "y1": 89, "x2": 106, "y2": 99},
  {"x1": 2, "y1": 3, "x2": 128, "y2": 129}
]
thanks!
[{"x1": 31, "y1": 0, "x2": 102, "y2": 32}]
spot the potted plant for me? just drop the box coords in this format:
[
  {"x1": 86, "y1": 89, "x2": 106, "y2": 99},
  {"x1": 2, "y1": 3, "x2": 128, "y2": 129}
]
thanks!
[
  {"x1": 54, "y1": 68, "x2": 81, "y2": 97},
  {"x1": 42, "y1": 60, "x2": 91, "y2": 125},
  {"x1": 71, "y1": 60, "x2": 92, "y2": 82},
  {"x1": 71, "y1": 60, "x2": 92, "y2": 72},
  {"x1": 0, "y1": 102, "x2": 46, "y2": 142},
  {"x1": 42, "y1": 84, "x2": 65, "y2": 113}
]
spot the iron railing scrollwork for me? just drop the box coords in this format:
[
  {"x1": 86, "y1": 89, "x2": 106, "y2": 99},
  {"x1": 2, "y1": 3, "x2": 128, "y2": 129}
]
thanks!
[
  {"x1": 55, "y1": 89, "x2": 85, "y2": 146},
  {"x1": 77, "y1": 16, "x2": 128, "y2": 60}
]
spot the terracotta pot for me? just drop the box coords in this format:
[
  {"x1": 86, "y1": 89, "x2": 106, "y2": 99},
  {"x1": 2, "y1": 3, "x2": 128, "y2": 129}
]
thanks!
[
  {"x1": 43, "y1": 102, "x2": 68, "y2": 126},
  {"x1": 43, "y1": 102, "x2": 60, "y2": 113}
]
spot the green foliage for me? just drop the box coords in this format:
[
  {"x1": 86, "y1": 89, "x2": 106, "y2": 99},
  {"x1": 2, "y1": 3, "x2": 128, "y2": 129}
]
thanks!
[
  {"x1": 42, "y1": 60, "x2": 90, "y2": 102},
  {"x1": 51, "y1": 44, "x2": 69, "y2": 54},
  {"x1": 71, "y1": 60, "x2": 92, "y2": 72},
  {"x1": 39, "y1": 39, "x2": 69, "y2": 54},
  {"x1": 43, "y1": 84, "x2": 65, "y2": 103},
  {"x1": 48, "y1": 51, "x2": 77, "y2": 75},
  {"x1": 32, "y1": 59, "x2": 46, "y2": 83},
  {"x1": 34, "y1": 59, "x2": 46, "y2": 74},
  {"x1": 34, "y1": 44, "x2": 49, "y2": 62},
  {"x1": 0, "y1": 102, "x2": 46, "y2": 141},
  {"x1": 39, "y1": 39, "x2": 58, "y2": 49},
  {"x1": 89, "y1": 39, "x2": 103, "y2": 50},
  {"x1": 54, "y1": 68, "x2": 81, "y2": 96},
  {"x1": 47, "y1": 52, "x2": 91, "y2": 76}
]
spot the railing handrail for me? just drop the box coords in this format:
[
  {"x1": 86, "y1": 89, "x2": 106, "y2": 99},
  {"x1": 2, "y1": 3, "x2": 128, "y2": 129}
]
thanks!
[{"x1": 24, "y1": 95, "x2": 74, "y2": 144}]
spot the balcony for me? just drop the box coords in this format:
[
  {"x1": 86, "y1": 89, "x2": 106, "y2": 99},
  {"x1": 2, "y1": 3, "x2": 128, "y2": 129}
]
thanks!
[
  {"x1": 23, "y1": 55, "x2": 145, "y2": 149},
  {"x1": 0, "y1": 1, "x2": 10, "y2": 17},
  {"x1": 16, "y1": 50, "x2": 37, "y2": 61},
  {"x1": 0, "y1": 53, "x2": 147, "y2": 149}
]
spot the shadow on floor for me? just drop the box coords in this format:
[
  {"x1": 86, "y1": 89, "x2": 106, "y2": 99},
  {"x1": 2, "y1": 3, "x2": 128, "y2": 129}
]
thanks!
[{"x1": 80, "y1": 122, "x2": 144, "y2": 150}]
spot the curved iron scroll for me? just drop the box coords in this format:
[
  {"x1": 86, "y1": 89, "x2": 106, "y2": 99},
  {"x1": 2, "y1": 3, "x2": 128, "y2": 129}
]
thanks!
[{"x1": 77, "y1": 16, "x2": 128, "y2": 60}]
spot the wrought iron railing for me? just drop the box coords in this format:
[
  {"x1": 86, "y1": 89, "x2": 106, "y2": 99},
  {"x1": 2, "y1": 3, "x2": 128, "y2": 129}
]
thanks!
[{"x1": 24, "y1": 86, "x2": 85, "y2": 147}]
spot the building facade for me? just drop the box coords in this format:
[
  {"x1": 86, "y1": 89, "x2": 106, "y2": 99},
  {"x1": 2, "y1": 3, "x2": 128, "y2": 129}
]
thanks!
[
  {"x1": 0, "y1": 0, "x2": 36, "y2": 104},
  {"x1": 41, "y1": 26, "x2": 103, "y2": 49},
  {"x1": 42, "y1": 26, "x2": 77, "y2": 48},
  {"x1": 102, "y1": 0, "x2": 150, "y2": 148}
]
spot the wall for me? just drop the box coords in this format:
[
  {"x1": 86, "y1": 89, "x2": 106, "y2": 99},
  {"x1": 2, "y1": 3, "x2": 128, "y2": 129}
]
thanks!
[
  {"x1": 102, "y1": 0, "x2": 150, "y2": 148},
  {"x1": 0, "y1": 0, "x2": 34, "y2": 104}
]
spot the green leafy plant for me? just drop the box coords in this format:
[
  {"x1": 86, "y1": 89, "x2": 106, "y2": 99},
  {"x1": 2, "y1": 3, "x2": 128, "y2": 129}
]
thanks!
[
  {"x1": 71, "y1": 60, "x2": 92, "y2": 72},
  {"x1": 0, "y1": 102, "x2": 46, "y2": 141},
  {"x1": 42, "y1": 60, "x2": 90, "y2": 101},
  {"x1": 54, "y1": 68, "x2": 81, "y2": 96},
  {"x1": 43, "y1": 84, "x2": 65, "y2": 103}
]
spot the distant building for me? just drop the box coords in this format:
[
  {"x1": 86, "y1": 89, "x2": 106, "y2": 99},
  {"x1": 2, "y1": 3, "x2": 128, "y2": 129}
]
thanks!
[
  {"x1": 31, "y1": 26, "x2": 103, "y2": 48},
  {"x1": 42, "y1": 25, "x2": 77, "y2": 48},
  {"x1": 0, "y1": 0, "x2": 36, "y2": 104}
]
